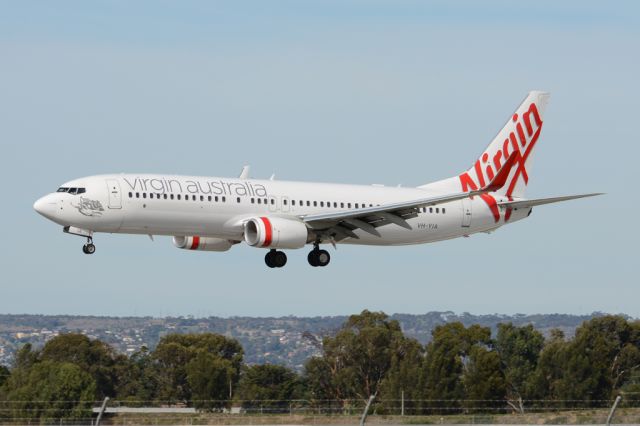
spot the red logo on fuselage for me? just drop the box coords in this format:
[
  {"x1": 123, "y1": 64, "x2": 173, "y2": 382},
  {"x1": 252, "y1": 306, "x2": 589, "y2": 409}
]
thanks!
[{"x1": 458, "y1": 102, "x2": 543, "y2": 222}]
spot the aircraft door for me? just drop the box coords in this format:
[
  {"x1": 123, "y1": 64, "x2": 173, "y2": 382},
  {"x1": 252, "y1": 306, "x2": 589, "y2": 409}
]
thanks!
[
  {"x1": 106, "y1": 179, "x2": 122, "y2": 209},
  {"x1": 461, "y1": 198, "x2": 472, "y2": 227}
]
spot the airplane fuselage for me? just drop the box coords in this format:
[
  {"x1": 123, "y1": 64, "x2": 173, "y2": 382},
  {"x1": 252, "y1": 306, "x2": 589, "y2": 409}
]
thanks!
[{"x1": 34, "y1": 173, "x2": 530, "y2": 246}]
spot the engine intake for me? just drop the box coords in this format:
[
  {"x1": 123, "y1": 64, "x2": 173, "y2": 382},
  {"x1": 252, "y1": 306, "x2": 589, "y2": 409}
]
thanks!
[
  {"x1": 173, "y1": 236, "x2": 233, "y2": 252},
  {"x1": 244, "y1": 217, "x2": 309, "y2": 249}
]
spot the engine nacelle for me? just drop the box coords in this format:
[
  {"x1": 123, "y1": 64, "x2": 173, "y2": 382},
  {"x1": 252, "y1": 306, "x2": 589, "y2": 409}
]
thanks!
[
  {"x1": 244, "y1": 217, "x2": 309, "y2": 249},
  {"x1": 173, "y1": 236, "x2": 233, "y2": 252}
]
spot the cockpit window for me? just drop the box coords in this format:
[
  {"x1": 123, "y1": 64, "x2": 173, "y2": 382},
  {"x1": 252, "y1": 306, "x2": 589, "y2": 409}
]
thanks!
[{"x1": 56, "y1": 187, "x2": 86, "y2": 195}]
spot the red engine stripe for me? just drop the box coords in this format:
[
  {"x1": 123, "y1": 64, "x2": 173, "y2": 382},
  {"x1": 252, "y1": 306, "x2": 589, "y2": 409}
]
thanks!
[
  {"x1": 260, "y1": 217, "x2": 272, "y2": 247},
  {"x1": 191, "y1": 236, "x2": 200, "y2": 250}
]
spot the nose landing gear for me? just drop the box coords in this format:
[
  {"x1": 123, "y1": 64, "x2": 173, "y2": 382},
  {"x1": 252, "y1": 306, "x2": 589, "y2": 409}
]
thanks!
[
  {"x1": 265, "y1": 249, "x2": 287, "y2": 268},
  {"x1": 308, "y1": 244, "x2": 330, "y2": 267},
  {"x1": 82, "y1": 237, "x2": 96, "y2": 255}
]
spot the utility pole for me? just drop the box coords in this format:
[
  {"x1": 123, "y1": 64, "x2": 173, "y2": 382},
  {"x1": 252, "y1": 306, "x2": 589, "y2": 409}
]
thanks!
[{"x1": 401, "y1": 391, "x2": 405, "y2": 416}]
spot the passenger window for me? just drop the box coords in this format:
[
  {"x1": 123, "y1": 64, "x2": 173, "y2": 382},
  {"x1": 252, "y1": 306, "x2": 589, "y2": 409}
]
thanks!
[
  {"x1": 341, "y1": 202, "x2": 344, "y2": 208},
  {"x1": 306, "y1": 201, "x2": 310, "y2": 206},
  {"x1": 333, "y1": 202, "x2": 337, "y2": 208},
  {"x1": 442, "y1": 208, "x2": 446, "y2": 214},
  {"x1": 208, "y1": 196, "x2": 212, "y2": 201},
  {"x1": 164, "y1": 194, "x2": 168, "y2": 200},
  {"x1": 436, "y1": 208, "x2": 440, "y2": 213},
  {"x1": 129, "y1": 192, "x2": 132, "y2": 198},
  {"x1": 136, "y1": 193, "x2": 140, "y2": 198},
  {"x1": 177, "y1": 194, "x2": 181, "y2": 200},
  {"x1": 313, "y1": 201, "x2": 317, "y2": 207},
  {"x1": 251, "y1": 198, "x2": 255, "y2": 204},
  {"x1": 320, "y1": 201, "x2": 324, "y2": 207},
  {"x1": 170, "y1": 194, "x2": 174, "y2": 200},
  {"x1": 142, "y1": 193, "x2": 147, "y2": 199},
  {"x1": 200, "y1": 195, "x2": 204, "y2": 201},
  {"x1": 222, "y1": 196, "x2": 226, "y2": 202},
  {"x1": 237, "y1": 197, "x2": 241, "y2": 203},
  {"x1": 348, "y1": 203, "x2": 351, "y2": 208},
  {"x1": 284, "y1": 199, "x2": 288, "y2": 205},
  {"x1": 355, "y1": 203, "x2": 359, "y2": 208},
  {"x1": 292, "y1": 200, "x2": 295, "y2": 206},
  {"x1": 215, "y1": 196, "x2": 219, "y2": 202}
]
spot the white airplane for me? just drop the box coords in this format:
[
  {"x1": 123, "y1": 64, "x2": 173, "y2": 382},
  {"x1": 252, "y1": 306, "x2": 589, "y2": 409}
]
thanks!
[{"x1": 34, "y1": 91, "x2": 601, "y2": 268}]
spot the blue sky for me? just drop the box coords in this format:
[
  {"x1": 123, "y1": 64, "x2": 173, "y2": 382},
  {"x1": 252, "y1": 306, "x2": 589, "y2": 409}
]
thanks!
[{"x1": 1, "y1": 1, "x2": 638, "y2": 317}]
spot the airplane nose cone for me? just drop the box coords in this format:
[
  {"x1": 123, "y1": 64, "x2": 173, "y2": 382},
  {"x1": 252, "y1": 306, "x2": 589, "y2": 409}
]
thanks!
[{"x1": 34, "y1": 195, "x2": 58, "y2": 220}]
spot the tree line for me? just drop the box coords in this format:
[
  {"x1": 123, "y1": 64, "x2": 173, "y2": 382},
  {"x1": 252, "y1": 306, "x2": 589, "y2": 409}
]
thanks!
[{"x1": 0, "y1": 311, "x2": 639, "y2": 420}]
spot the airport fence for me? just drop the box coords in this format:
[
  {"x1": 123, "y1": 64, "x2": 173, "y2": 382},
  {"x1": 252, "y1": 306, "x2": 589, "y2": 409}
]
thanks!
[{"x1": 1, "y1": 398, "x2": 640, "y2": 425}]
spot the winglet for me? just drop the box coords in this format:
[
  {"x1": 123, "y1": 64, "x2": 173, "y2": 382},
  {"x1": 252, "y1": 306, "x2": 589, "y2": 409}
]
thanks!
[{"x1": 483, "y1": 153, "x2": 517, "y2": 192}]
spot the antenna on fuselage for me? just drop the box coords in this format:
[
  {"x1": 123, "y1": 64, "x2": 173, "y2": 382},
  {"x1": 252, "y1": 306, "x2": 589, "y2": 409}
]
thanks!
[{"x1": 239, "y1": 165, "x2": 250, "y2": 179}]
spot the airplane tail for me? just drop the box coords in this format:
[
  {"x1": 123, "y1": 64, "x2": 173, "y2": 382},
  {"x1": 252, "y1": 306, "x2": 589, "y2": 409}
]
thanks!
[{"x1": 421, "y1": 91, "x2": 550, "y2": 198}]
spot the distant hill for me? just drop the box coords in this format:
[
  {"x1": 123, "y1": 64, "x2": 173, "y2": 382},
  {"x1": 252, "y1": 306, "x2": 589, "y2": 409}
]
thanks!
[{"x1": 0, "y1": 311, "x2": 620, "y2": 370}]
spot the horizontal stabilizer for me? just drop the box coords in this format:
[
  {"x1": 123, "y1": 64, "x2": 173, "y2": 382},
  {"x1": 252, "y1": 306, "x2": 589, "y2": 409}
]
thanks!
[{"x1": 498, "y1": 193, "x2": 603, "y2": 209}]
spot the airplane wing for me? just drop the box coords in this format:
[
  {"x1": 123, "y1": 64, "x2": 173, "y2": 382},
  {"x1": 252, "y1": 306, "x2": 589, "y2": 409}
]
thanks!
[
  {"x1": 498, "y1": 193, "x2": 603, "y2": 209},
  {"x1": 301, "y1": 153, "x2": 518, "y2": 240}
]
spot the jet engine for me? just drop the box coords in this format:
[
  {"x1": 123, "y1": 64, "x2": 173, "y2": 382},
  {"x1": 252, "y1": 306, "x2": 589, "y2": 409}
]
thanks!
[
  {"x1": 173, "y1": 236, "x2": 233, "y2": 252},
  {"x1": 244, "y1": 217, "x2": 309, "y2": 249}
]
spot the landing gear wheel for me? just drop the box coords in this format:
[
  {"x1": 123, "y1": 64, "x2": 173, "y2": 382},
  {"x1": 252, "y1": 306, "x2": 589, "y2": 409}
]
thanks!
[
  {"x1": 273, "y1": 251, "x2": 287, "y2": 268},
  {"x1": 83, "y1": 243, "x2": 96, "y2": 255},
  {"x1": 308, "y1": 248, "x2": 330, "y2": 267},
  {"x1": 265, "y1": 250, "x2": 276, "y2": 268},
  {"x1": 265, "y1": 250, "x2": 287, "y2": 268},
  {"x1": 316, "y1": 249, "x2": 330, "y2": 267},
  {"x1": 307, "y1": 250, "x2": 319, "y2": 267}
]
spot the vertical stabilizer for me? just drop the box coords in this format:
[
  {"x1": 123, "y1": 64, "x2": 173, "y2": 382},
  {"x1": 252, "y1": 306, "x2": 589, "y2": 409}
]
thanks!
[{"x1": 459, "y1": 91, "x2": 550, "y2": 198}]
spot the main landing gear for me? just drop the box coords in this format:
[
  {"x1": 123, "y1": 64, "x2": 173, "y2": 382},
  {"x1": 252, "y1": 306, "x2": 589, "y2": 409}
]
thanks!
[
  {"x1": 308, "y1": 244, "x2": 330, "y2": 267},
  {"x1": 82, "y1": 237, "x2": 96, "y2": 255},
  {"x1": 265, "y1": 249, "x2": 287, "y2": 268},
  {"x1": 264, "y1": 244, "x2": 331, "y2": 268}
]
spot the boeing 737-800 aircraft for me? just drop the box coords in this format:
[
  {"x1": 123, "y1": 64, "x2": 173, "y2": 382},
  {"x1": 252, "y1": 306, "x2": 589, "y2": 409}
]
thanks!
[{"x1": 34, "y1": 91, "x2": 600, "y2": 268}]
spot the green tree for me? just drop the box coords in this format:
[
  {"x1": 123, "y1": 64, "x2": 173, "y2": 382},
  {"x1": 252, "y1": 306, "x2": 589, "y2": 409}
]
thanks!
[
  {"x1": 495, "y1": 323, "x2": 544, "y2": 412},
  {"x1": 115, "y1": 346, "x2": 159, "y2": 405},
  {"x1": 236, "y1": 364, "x2": 304, "y2": 413},
  {"x1": 186, "y1": 352, "x2": 235, "y2": 411},
  {"x1": 556, "y1": 316, "x2": 640, "y2": 404},
  {"x1": 153, "y1": 333, "x2": 244, "y2": 403},
  {"x1": 378, "y1": 338, "x2": 424, "y2": 415},
  {"x1": 4, "y1": 361, "x2": 96, "y2": 420},
  {"x1": 304, "y1": 310, "x2": 413, "y2": 406},
  {"x1": 421, "y1": 323, "x2": 496, "y2": 413},
  {"x1": 39, "y1": 333, "x2": 127, "y2": 399},
  {"x1": 0, "y1": 365, "x2": 9, "y2": 388},
  {"x1": 462, "y1": 346, "x2": 506, "y2": 412}
]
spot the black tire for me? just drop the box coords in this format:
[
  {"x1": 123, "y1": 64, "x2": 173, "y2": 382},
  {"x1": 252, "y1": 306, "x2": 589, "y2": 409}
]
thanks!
[
  {"x1": 82, "y1": 245, "x2": 89, "y2": 254},
  {"x1": 274, "y1": 251, "x2": 287, "y2": 268},
  {"x1": 265, "y1": 251, "x2": 276, "y2": 268},
  {"x1": 307, "y1": 250, "x2": 319, "y2": 267},
  {"x1": 317, "y1": 249, "x2": 330, "y2": 267},
  {"x1": 85, "y1": 243, "x2": 96, "y2": 254}
]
